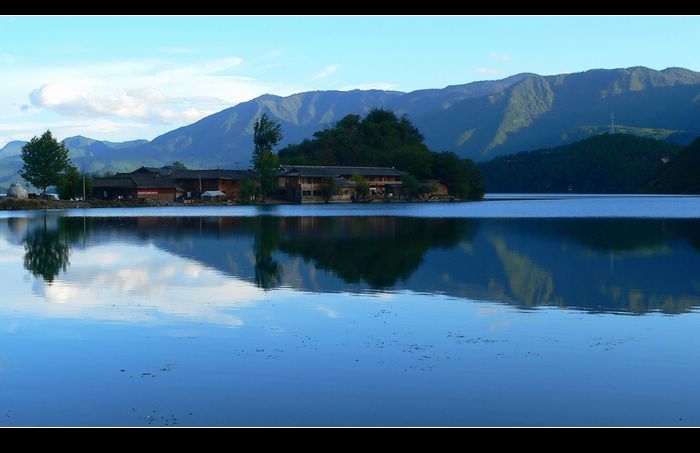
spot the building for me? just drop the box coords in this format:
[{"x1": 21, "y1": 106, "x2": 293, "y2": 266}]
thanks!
[
  {"x1": 92, "y1": 166, "x2": 258, "y2": 202},
  {"x1": 92, "y1": 165, "x2": 408, "y2": 204},
  {"x1": 278, "y1": 165, "x2": 406, "y2": 203},
  {"x1": 420, "y1": 179, "x2": 450, "y2": 200}
]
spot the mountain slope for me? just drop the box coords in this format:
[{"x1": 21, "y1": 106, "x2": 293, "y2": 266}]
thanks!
[{"x1": 127, "y1": 66, "x2": 700, "y2": 166}]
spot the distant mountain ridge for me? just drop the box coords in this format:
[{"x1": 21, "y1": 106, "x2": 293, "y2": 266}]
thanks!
[{"x1": 2, "y1": 66, "x2": 700, "y2": 190}]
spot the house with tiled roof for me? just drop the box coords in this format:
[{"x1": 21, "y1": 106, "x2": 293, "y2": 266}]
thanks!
[
  {"x1": 92, "y1": 166, "x2": 258, "y2": 202},
  {"x1": 92, "y1": 164, "x2": 408, "y2": 204},
  {"x1": 278, "y1": 165, "x2": 405, "y2": 203}
]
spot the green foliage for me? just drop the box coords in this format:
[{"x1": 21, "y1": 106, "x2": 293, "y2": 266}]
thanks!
[
  {"x1": 351, "y1": 173, "x2": 370, "y2": 200},
  {"x1": 171, "y1": 161, "x2": 187, "y2": 170},
  {"x1": 319, "y1": 176, "x2": 340, "y2": 203},
  {"x1": 643, "y1": 136, "x2": 700, "y2": 194},
  {"x1": 19, "y1": 130, "x2": 72, "y2": 194},
  {"x1": 401, "y1": 173, "x2": 420, "y2": 199},
  {"x1": 256, "y1": 150, "x2": 279, "y2": 201},
  {"x1": 278, "y1": 216, "x2": 475, "y2": 289},
  {"x1": 253, "y1": 216, "x2": 282, "y2": 289},
  {"x1": 479, "y1": 133, "x2": 684, "y2": 193},
  {"x1": 433, "y1": 151, "x2": 485, "y2": 200},
  {"x1": 23, "y1": 221, "x2": 71, "y2": 284},
  {"x1": 56, "y1": 165, "x2": 91, "y2": 200},
  {"x1": 278, "y1": 108, "x2": 483, "y2": 199},
  {"x1": 279, "y1": 108, "x2": 430, "y2": 169},
  {"x1": 252, "y1": 112, "x2": 283, "y2": 166},
  {"x1": 252, "y1": 113, "x2": 283, "y2": 200},
  {"x1": 239, "y1": 176, "x2": 259, "y2": 204}
]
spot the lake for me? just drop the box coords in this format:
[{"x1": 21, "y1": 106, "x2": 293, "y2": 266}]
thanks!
[{"x1": 1, "y1": 194, "x2": 700, "y2": 427}]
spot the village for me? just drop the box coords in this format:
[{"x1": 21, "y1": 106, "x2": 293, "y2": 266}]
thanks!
[{"x1": 88, "y1": 164, "x2": 450, "y2": 205}]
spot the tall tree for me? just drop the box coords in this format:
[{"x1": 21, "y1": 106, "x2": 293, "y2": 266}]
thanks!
[
  {"x1": 251, "y1": 113, "x2": 283, "y2": 201},
  {"x1": 56, "y1": 165, "x2": 89, "y2": 200},
  {"x1": 19, "y1": 130, "x2": 72, "y2": 195}
]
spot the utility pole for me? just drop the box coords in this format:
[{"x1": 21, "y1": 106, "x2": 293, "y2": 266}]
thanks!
[{"x1": 610, "y1": 113, "x2": 615, "y2": 134}]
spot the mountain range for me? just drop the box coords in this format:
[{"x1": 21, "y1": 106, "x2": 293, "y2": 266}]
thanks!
[{"x1": 2, "y1": 65, "x2": 700, "y2": 191}]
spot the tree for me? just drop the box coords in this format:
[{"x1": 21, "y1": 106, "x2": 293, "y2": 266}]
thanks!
[
  {"x1": 351, "y1": 173, "x2": 370, "y2": 200},
  {"x1": 56, "y1": 165, "x2": 90, "y2": 200},
  {"x1": 239, "y1": 175, "x2": 259, "y2": 204},
  {"x1": 401, "y1": 173, "x2": 420, "y2": 200},
  {"x1": 251, "y1": 113, "x2": 283, "y2": 201},
  {"x1": 320, "y1": 176, "x2": 340, "y2": 203},
  {"x1": 19, "y1": 130, "x2": 72, "y2": 195},
  {"x1": 433, "y1": 151, "x2": 485, "y2": 200}
]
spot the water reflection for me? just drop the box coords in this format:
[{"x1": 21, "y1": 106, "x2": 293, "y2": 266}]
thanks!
[
  {"x1": 23, "y1": 217, "x2": 71, "y2": 283},
  {"x1": 6, "y1": 214, "x2": 700, "y2": 315}
]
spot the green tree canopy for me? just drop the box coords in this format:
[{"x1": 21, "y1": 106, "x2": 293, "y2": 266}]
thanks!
[
  {"x1": 19, "y1": 130, "x2": 72, "y2": 195},
  {"x1": 251, "y1": 113, "x2": 283, "y2": 201},
  {"x1": 479, "y1": 133, "x2": 684, "y2": 194},
  {"x1": 278, "y1": 108, "x2": 484, "y2": 199},
  {"x1": 56, "y1": 165, "x2": 90, "y2": 200}
]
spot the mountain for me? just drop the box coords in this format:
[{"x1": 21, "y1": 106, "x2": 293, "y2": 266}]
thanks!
[
  {"x1": 3, "y1": 66, "x2": 700, "y2": 191},
  {"x1": 139, "y1": 66, "x2": 698, "y2": 165}
]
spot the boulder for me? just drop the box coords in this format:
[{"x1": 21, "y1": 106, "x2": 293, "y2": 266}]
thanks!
[{"x1": 7, "y1": 182, "x2": 29, "y2": 199}]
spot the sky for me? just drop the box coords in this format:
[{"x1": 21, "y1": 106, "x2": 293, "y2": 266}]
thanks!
[{"x1": 1, "y1": 15, "x2": 699, "y2": 149}]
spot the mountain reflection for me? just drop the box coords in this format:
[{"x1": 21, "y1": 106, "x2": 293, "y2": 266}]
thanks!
[{"x1": 8, "y1": 214, "x2": 700, "y2": 315}]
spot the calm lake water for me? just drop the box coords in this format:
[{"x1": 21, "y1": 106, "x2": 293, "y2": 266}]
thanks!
[{"x1": 1, "y1": 194, "x2": 699, "y2": 427}]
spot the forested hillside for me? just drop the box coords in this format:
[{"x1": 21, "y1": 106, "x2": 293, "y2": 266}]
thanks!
[
  {"x1": 278, "y1": 108, "x2": 485, "y2": 200},
  {"x1": 643, "y1": 136, "x2": 700, "y2": 194},
  {"x1": 478, "y1": 133, "x2": 684, "y2": 193}
]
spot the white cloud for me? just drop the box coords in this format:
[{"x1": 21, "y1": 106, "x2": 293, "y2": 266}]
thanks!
[
  {"x1": 489, "y1": 52, "x2": 511, "y2": 62},
  {"x1": 24, "y1": 55, "x2": 262, "y2": 127},
  {"x1": 313, "y1": 64, "x2": 341, "y2": 80},
  {"x1": 476, "y1": 67, "x2": 506, "y2": 77},
  {"x1": 0, "y1": 52, "x2": 15, "y2": 65},
  {"x1": 489, "y1": 320, "x2": 512, "y2": 331},
  {"x1": 0, "y1": 55, "x2": 285, "y2": 145},
  {"x1": 16, "y1": 243, "x2": 269, "y2": 326},
  {"x1": 316, "y1": 304, "x2": 339, "y2": 318}
]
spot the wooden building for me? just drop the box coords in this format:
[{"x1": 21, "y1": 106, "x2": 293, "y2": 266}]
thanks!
[
  {"x1": 92, "y1": 166, "x2": 258, "y2": 202},
  {"x1": 92, "y1": 165, "x2": 408, "y2": 204},
  {"x1": 278, "y1": 165, "x2": 405, "y2": 203}
]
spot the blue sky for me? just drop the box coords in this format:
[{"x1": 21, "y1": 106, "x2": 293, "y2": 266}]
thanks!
[{"x1": 1, "y1": 15, "x2": 698, "y2": 148}]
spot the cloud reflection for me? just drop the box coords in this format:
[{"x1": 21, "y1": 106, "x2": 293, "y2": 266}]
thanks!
[{"x1": 16, "y1": 242, "x2": 277, "y2": 327}]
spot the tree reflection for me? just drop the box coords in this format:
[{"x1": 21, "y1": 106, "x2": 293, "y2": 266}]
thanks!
[
  {"x1": 278, "y1": 217, "x2": 476, "y2": 289},
  {"x1": 254, "y1": 216, "x2": 282, "y2": 290},
  {"x1": 12, "y1": 212, "x2": 700, "y2": 315},
  {"x1": 23, "y1": 216, "x2": 71, "y2": 284},
  {"x1": 21, "y1": 216, "x2": 90, "y2": 284}
]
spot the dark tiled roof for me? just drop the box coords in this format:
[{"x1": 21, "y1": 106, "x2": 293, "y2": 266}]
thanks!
[
  {"x1": 92, "y1": 175, "x2": 180, "y2": 189},
  {"x1": 170, "y1": 169, "x2": 257, "y2": 180},
  {"x1": 93, "y1": 167, "x2": 256, "y2": 190},
  {"x1": 91, "y1": 177, "x2": 137, "y2": 189},
  {"x1": 280, "y1": 165, "x2": 405, "y2": 177}
]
